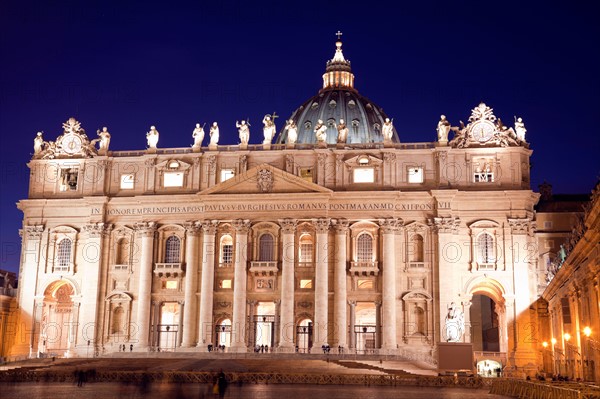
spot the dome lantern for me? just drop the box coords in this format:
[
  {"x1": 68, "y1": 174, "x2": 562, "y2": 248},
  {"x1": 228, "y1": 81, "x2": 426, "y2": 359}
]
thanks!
[{"x1": 322, "y1": 31, "x2": 355, "y2": 91}]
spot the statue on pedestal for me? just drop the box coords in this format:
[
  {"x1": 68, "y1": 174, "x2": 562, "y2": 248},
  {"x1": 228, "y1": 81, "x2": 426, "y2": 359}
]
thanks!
[
  {"x1": 436, "y1": 115, "x2": 451, "y2": 143},
  {"x1": 209, "y1": 122, "x2": 219, "y2": 146},
  {"x1": 285, "y1": 119, "x2": 297, "y2": 145},
  {"x1": 514, "y1": 117, "x2": 527, "y2": 142},
  {"x1": 444, "y1": 302, "x2": 465, "y2": 342},
  {"x1": 192, "y1": 123, "x2": 205, "y2": 149},
  {"x1": 382, "y1": 118, "x2": 394, "y2": 142},
  {"x1": 34, "y1": 132, "x2": 45, "y2": 155},
  {"x1": 314, "y1": 119, "x2": 327, "y2": 143},
  {"x1": 262, "y1": 113, "x2": 277, "y2": 145},
  {"x1": 336, "y1": 118, "x2": 348, "y2": 143},
  {"x1": 146, "y1": 125, "x2": 159, "y2": 149},
  {"x1": 97, "y1": 127, "x2": 111, "y2": 153},
  {"x1": 236, "y1": 120, "x2": 250, "y2": 146}
]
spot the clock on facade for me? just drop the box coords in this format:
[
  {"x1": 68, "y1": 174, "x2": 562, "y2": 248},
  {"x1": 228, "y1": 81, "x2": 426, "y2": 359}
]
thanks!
[
  {"x1": 471, "y1": 121, "x2": 495, "y2": 143},
  {"x1": 62, "y1": 134, "x2": 83, "y2": 154}
]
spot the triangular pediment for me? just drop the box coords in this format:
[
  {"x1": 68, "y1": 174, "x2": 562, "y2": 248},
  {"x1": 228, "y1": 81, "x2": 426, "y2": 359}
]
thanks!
[{"x1": 201, "y1": 163, "x2": 332, "y2": 195}]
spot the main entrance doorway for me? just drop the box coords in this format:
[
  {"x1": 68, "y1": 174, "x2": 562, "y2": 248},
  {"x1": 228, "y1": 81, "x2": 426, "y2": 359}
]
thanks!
[
  {"x1": 40, "y1": 281, "x2": 75, "y2": 356},
  {"x1": 296, "y1": 318, "x2": 313, "y2": 353},
  {"x1": 470, "y1": 294, "x2": 499, "y2": 352},
  {"x1": 253, "y1": 302, "x2": 275, "y2": 350},
  {"x1": 157, "y1": 302, "x2": 180, "y2": 352},
  {"x1": 354, "y1": 302, "x2": 377, "y2": 354}
]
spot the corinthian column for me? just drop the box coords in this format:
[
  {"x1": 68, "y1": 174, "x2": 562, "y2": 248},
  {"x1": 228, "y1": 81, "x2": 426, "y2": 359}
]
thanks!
[
  {"x1": 380, "y1": 218, "x2": 401, "y2": 351},
  {"x1": 312, "y1": 218, "x2": 330, "y2": 349},
  {"x1": 231, "y1": 219, "x2": 251, "y2": 351},
  {"x1": 197, "y1": 220, "x2": 218, "y2": 349},
  {"x1": 332, "y1": 219, "x2": 349, "y2": 349},
  {"x1": 134, "y1": 222, "x2": 157, "y2": 349},
  {"x1": 181, "y1": 222, "x2": 201, "y2": 347},
  {"x1": 279, "y1": 219, "x2": 297, "y2": 350}
]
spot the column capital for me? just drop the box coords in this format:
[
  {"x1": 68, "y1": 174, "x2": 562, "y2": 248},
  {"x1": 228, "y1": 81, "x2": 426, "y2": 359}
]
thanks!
[
  {"x1": 201, "y1": 220, "x2": 219, "y2": 235},
  {"x1": 278, "y1": 218, "x2": 297, "y2": 234},
  {"x1": 184, "y1": 221, "x2": 202, "y2": 236},
  {"x1": 22, "y1": 224, "x2": 44, "y2": 240},
  {"x1": 331, "y1": 218, "x2": 349, "y2": 233},
  {"x1": 312, "y1": 218, "x2": 330, "y2": 233},
  {"x1": 83, "y1": 222, "x2": 113, "y2": 238},
  {"x1": 232, "y1": 219, "x2": 251, "y2": 233},
  {"x1": 508, "y1": 218, "x2": 533, "y2": 235},
  {"x1": 348, "y1": 300, "x2": 356, "y2": 307},
  {"x1": 378, "y1": 218, "x2": 402, "y2": 233},
  {"x1": 134, "y1": 221, "x2": 157, "y2": 237},
  {"x1": 432, "y1": 217, "x2": 460, "y2": 234}
]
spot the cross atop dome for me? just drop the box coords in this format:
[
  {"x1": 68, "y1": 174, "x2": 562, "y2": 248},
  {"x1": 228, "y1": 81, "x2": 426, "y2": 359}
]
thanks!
[
  {"x1": 336, "y1": 30, "x2": 343, "y2": 40},
  {"x1": 323, "y1": 32, "x2": 354, "y2": 90}
]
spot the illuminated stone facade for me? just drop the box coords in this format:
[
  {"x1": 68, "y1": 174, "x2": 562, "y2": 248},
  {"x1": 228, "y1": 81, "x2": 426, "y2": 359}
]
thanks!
[{"x1": 10, "y1": 39, "x2": 546, "y2": 375}]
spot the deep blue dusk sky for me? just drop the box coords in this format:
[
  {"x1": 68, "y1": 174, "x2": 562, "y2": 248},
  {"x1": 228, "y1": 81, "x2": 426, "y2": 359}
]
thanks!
[{"x1": 1, "y1": 1, "x2": 598, "y2": 274}]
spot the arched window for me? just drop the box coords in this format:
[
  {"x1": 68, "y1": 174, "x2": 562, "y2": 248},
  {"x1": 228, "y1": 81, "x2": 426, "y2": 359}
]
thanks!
[
  {"x1": 117, "y1": 238, "x2": 130, "y2": 264},
  {"x1": 111, "y1": 306, "x2": 124, "y2": 334},
  {"x1": 478, "y1": 232, "x2": 495, "y2": 264},
  {"x1": 165, "y1": 236, "x2": 181, "y2": 263},
  {"x1": 220, "y1": 234, "x2": 233, "y2": 264},
  {"x1": 56, "y1": 238, "x2": 72, "y2": 270},
  {"x1": 259, "y1": 233, "x2": 275, "y2": 261},
  {"x1": 410, "y1": 234, "x2": 424, "y2": 262},
  {"x1": 357, "y1": 233, "x2": 373, "y2": 262},
  {"x1": 299, "y1": 234, "x2": 314, "y2": 263}
]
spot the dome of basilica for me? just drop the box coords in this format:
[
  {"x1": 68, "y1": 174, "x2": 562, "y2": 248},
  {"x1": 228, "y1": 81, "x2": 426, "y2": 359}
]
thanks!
[{"x1": 276, "y1": 37, "x2": 399, "y2": 145}]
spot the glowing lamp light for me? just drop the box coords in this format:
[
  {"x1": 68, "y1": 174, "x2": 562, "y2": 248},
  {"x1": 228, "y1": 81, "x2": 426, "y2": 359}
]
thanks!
[
  {"x1": 551, "y1": 338, "x2": 557, "y2": 345},
  {"x1": 542, "y1": 341, "x2": 548, "y2": 348},
  {"x1": 564, "y1": 333, "x2": 571, "y2": 341},
  {"x1": 583, "y1": 326, "x2": 592, "y2": 337}
]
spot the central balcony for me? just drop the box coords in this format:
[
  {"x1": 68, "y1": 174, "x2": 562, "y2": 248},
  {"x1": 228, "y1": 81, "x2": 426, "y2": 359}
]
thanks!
[
  {"x1": 154, "y1": 262, "x2": 184, "y2": 277},
  {"x1": 249, "y1": 261, "x2": 278, "y2": 276},
  {"x1": 349, "y1": 261, "x2": 379, "y2": 276}
]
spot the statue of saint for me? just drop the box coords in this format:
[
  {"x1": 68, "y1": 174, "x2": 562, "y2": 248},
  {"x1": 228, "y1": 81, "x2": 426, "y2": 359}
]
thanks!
[
  {"x1": 262, "y1": 114, "x2": 276, "y2": 144},
  {"x1": 285, "y1": 119, "x2": 297, "y2": 144},
  {"x1": 444, "y1": 302, "x2": 465, "y2": 342},
  {"x1": 236, "y1": 120, "x2": 250, "y2": 145},
  {"x1": 34, "y1": 132, "x2": 45, "y2": 155},
  {"x1": 336, "y1": 118, "x2": 348, "y2": 143},
  {"x1": 146, "y1": 125, "x2": 159, "y2": 149},
  {"x1": 314, "y1": 119, "x2": 327, "y2": 142},
  {"x1": 382, "y1": 118, "x2": 394, "y2": 141},
  {"x1": 192, "y1": 123, "x2": 205, "y2": 148},
  {"x1": 514, "y1": 117, "x2": 527, "y2": 141},
  {"x1": 97, "y1": 127, "x2": 111, "y2": 152},
  {"x1": 209, "y1": 122, "x2": 219, "y2": 146},
  {"x1": 436, "y1": 115, "x2": 451, "y2": 142}
]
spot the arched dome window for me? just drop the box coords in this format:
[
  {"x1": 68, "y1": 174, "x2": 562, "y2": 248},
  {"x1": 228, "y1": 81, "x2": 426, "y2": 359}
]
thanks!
[{"x1": 259, "y1": 233, "x2": 275, "y2": 261}]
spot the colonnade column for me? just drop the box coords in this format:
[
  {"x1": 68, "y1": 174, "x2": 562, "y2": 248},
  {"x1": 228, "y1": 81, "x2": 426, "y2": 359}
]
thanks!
[
  {"x1": 380, "y1": 218, "x2": 400, "y2": 351},
  {"x1": 332, "y1": 219, "x2": 349, "y2": 349},
  {"x1": 349, "y1": 300, "x2": 356, "y2": 350},
  {"x1": 231, "y1": 219, "x2": 251, "y2": 351},
  {"x1": 80, "y1": 223, "x2": 111, "y2": 353},
  {"x1": 313, "y1": 218, "x2": 330, "y2": 349},
  {"x1": 181, "y1": 222, "x2": 201, "y2": 347},
  {"x1": 197, "y1": 220, "x2": 218, "y2": 349},
  {"x1": 278, "y1": 219, "x2": 297, "y2": 350},
  {"x1": 134, "y1": 222, "x2": 156, "y2": 349}
]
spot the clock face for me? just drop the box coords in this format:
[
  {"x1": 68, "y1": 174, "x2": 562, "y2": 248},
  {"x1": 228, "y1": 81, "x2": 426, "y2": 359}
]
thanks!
[
  {"x1": 471, "y1": 121, "x2": 495, "y2": 143},
  {"x1": 62, "y1": 134, "x2": 83, "y2": 154}
]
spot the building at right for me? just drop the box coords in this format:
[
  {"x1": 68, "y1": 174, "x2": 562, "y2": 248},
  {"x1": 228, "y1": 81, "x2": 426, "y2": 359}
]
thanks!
[{"x1": 537, "y1": 182, "x2": 600, "y2": 381}]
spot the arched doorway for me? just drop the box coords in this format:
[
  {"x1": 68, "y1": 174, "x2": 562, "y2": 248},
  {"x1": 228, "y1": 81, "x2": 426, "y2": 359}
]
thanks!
[
  {"x1": 354, "y1": 302, "x2": 376, "y2": 354},
  {"x1": 253, "y1": 302, "x2": 275, "y2": 350},
  {"x1": 296, "y1": 318, "x2": 313, "y2": 353},
  {"x1": 470, "y1": 294, "x2": 500, "y2": 352},
  {"x1": 157, "y1": 302, "x2": 180, "y2": 352},
  {"x1": 40, "y1": 281, "x2": 75, "y2": 356},
  {"x1": 215, "y1": 318, "x2": 231, "y2": 350}
]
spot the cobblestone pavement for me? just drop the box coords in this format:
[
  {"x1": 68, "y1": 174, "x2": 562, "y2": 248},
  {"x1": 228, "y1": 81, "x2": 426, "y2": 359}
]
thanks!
[{"x1": 2, "y1": 381, "x2": 512, "y2": 398}]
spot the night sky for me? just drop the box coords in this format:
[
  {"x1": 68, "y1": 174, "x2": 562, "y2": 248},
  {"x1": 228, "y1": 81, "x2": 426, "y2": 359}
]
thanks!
[{"x1": 1, "y1": 1, "x2": 598, "y2": 274}]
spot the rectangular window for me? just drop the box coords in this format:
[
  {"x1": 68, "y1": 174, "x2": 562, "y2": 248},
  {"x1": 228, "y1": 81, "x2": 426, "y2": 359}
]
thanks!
[
  {"x1": 59, "y1": 168, "x2": 79, "y2": 192},
  {"x1": 353, "y1": 168, "x2": 374, "y2": 183},
  {"x1": 357, "y1": 279, "x2": 374, "y2": 290},
  {"x1": 300, "y1": 168, "x2": 313, "y2": 183},
  {"x1": 162, "y1": 280, "x2": 178, "y2": 290},
  {"x1": 220, "y1": 169, "x2": 235, "y2": 182},
  {"x1": 164, "y1": 172, "x2": 184, "y2": 187},
  {"x1": 474, "y1": 172, "x2": 494, "y2": 183},
  {"x1": 220, "y1": 279, "x2": 232, "y2": 289},
  {"x1": 120, "y1": 174, "x2": 135, "y2": 189},
  {"x1": 300, "y1": 279, "x2": 313, "y2": 289},
  {"x1": 221, "y1": 244, "x2": 233, "y2": 264},
  {"x1": 544, "y1": 221, "x2": 553, "y2": 229},
  {"x1": 407, "y1": 166, "x2": 424, "y2": 183}
]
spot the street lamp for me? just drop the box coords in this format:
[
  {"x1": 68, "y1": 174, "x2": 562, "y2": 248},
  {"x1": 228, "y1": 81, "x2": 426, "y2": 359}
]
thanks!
[{"x1": 583, "y1": 326, "x2": 592, "y2": 381}]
